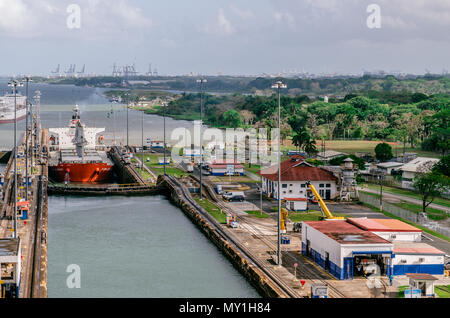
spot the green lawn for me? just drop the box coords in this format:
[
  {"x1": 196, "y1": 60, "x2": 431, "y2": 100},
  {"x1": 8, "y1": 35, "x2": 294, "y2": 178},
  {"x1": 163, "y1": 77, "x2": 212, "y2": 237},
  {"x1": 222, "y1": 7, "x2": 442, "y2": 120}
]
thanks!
[
  {"x1": 363, "y1": 183, "x2": 450, "y2": 209},
  {"x1": 360, "y1": 190, "x2": 448, "y2": 221},
  {"x1": 288, "y1": 210, "x2": 348, "y2": 222},
  {"x1": 397, "y1": 286, "x2": 408, "y2": 298},
  {"x1": 435, "y1": 285, "x2": 450, "y2": 298},
  {"x1": 245, "y1": 210, "x2": 270, "y2": 218},
  {"x1": 195, "y1": 198, "x2": 227, "y2": 224},
  {"x1": 135, "y1": 168, "x2": 153, "y2": 180},
  {"x1": 149, "y1": 166, "x2": 186, "y2": 178},
  {"x1": 398, "y1": 285, "x2": 450, "y2": 298},
  {"x1": 244, "y1": 164, "x2": 261, "y2": 175}
]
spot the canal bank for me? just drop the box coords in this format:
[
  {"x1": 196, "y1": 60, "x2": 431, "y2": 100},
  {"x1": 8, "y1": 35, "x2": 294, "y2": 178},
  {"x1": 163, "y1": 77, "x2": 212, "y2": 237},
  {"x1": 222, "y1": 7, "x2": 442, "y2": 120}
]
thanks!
[{"x1": 158, "y1": 175, "x2": 291, "y2": 298}]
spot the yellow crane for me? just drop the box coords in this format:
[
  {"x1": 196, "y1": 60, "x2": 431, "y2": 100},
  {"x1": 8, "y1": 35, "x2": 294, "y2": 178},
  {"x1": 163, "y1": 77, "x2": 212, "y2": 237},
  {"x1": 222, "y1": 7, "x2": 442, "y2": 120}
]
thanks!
[{"x1": 306, "y1": 181, "x2": 345, "y2": 220}]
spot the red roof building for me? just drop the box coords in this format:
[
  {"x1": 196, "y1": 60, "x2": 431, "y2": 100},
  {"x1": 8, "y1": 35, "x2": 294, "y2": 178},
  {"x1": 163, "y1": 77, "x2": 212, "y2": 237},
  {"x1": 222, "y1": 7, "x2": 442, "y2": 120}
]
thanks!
[{"x1": 258, "y1": 155, "x2": 338, "y2": 200}]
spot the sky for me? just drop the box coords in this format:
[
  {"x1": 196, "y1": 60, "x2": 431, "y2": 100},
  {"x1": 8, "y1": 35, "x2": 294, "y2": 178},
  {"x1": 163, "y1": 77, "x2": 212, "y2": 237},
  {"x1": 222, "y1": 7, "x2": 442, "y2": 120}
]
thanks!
[{"x1": 0, "y1": 0, "x2": 449, "y2": 76}]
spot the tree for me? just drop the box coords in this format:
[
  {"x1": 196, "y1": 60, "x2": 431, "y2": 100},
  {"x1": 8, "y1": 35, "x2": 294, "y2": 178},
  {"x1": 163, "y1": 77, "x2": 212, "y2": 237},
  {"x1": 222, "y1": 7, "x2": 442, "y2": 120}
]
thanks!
[
  {"x1": 374, "y1": 143, "x2": 393, "y2": 162},
  {"x1": 433, "y1": 155, "x2": 450, "y2": 177},
  {"x1": 222, "y1": 109, "x2": 242, "y2": 128},
  {"x1": 413, "y1": 172, "x2": 449, "y2": 214}
]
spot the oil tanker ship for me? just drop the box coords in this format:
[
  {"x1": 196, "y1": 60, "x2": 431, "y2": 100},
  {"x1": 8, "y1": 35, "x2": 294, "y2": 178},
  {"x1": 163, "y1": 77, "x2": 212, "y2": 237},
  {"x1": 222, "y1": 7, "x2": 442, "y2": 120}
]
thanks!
[
  {"x1": 48, "y1": 105, "x2": 114, "y2": 183},
  {"x1": 0, "y1": 92, "x2": 27, "y2": 124}
]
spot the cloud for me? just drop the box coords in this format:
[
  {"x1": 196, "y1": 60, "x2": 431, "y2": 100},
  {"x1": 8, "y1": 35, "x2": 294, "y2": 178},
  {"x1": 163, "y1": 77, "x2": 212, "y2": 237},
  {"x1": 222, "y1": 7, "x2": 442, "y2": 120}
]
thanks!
[
  {"x1": 0, "y1": 0, "x2": 152, "y2": 39},
  {"x1": 0, "y1": 0, "x2": 36, "y2": 33},
  {"x1": 229, "y1": 4, "x2": 255, "y2": 20},
  {"x1": 202, "y1": 8, "x2": 235, "y2": 36}
]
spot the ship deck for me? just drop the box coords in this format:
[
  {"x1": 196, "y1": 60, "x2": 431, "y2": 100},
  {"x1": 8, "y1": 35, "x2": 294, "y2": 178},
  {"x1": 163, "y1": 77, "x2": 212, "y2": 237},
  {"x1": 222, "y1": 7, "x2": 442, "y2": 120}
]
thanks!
[{"x1": 48, "y1": 149, "x2": 113, "y2": 166}]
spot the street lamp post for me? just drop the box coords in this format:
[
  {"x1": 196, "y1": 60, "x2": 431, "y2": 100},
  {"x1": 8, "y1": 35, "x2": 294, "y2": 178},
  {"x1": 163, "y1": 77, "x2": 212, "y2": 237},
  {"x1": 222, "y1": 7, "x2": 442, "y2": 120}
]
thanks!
[
  {"x1": 8, "y1": 80, "x2": 24, "y2": 239},
  {"x1": 197, "y1": 78, "x2": 207, "y2": 200},
  {"x1": 141, "y1": 108, "x2": 144, "y2": 171},
  {"x1": 163, "y1": 102, "x2": 167, "y2": 176},
  {"x1": 23, "y1": 76, "x2": 32, "y2": 201},
  {"x1": 271, "y1": 81, "x2": 287, "y2": 267},
  {"x1": 124, "y1": 92, "x2": 130, "y2": 150},
  {"x1": 378, "y1": 173, "x2": 384, "y2": 212}
]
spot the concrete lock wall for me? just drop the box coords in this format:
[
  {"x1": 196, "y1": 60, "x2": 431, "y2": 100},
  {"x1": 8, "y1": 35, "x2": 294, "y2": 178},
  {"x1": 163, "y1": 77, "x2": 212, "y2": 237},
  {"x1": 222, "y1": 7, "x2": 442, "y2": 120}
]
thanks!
[{"x1": 392, "y1": 254, "x2": 445, "y2": 276}]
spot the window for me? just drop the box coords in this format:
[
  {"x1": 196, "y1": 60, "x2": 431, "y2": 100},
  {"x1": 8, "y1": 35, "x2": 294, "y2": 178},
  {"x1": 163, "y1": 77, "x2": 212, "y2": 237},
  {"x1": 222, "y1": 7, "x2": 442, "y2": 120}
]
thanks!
[
  {"x1": 301, "y1": 184, "x2": 306, "y2": 188},
  {"x1": 282, "y1": 184, "x2": 288, "y2": 189},
  {"x1": 289, "y1": 190, "x2": 293, "y2": 193},
  {"x1": 326, "y1": 184, "x2": 331, "y2": 188},
  {"x1": 289, "y1": 184, "x2": 293, "y2": 187},
  {"x1": 319, "y1": 184, "x2": 325, "y2": 188}
]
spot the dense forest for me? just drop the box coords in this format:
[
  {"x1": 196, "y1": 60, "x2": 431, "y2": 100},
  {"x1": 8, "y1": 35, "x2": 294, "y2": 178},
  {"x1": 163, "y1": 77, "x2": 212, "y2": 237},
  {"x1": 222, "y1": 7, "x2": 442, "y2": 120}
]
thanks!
[
  {"x1": 42, "y1": 74, "x2": 450, "y2": 95},
  {"x1": 158, "y1": 90, "x2": 449, "y2": 155}
]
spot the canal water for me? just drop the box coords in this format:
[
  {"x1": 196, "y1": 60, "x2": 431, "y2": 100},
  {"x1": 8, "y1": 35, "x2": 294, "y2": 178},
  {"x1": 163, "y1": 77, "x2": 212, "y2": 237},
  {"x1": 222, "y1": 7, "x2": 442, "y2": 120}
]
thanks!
[
  {"x1": 0, "y1": 78, "x2": 258, "y2": 297},
  {"x1": 48, "y1": 195, "x2": 259, "y2": 298}
]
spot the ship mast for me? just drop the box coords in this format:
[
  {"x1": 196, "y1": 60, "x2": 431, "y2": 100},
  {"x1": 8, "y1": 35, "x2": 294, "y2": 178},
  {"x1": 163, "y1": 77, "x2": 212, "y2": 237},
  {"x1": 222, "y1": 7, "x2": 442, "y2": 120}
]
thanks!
[{"x1": 72, "y1": 105, "x2": 87, "y2": 158}]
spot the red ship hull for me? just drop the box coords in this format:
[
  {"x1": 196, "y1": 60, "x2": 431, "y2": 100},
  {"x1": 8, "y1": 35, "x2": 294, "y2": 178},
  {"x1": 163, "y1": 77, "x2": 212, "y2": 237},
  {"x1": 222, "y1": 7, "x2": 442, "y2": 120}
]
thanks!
[{"x1": 49, "y1": 163, "x2": 114, "y2": 183}]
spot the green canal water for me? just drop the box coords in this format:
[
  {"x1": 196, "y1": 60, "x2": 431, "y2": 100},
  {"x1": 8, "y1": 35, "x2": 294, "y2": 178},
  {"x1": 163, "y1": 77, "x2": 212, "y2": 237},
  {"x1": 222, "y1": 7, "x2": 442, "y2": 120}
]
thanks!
[{"x1": 48, "y1": 195, "x2": 259, "y2": 298}]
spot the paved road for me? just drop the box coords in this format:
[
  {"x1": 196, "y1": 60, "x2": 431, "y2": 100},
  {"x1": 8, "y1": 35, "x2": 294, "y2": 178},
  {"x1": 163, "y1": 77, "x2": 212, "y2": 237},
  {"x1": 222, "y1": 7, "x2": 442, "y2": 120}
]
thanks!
[{"x1": 359, "y1": 187, "x2": 450, "y2": 213}]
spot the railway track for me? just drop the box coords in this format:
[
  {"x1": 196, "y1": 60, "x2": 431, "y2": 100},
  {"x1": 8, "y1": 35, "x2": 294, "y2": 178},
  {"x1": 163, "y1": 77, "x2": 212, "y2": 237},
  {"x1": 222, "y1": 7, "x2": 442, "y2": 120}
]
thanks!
[{"x1": 166, "y1": 175, "x2": 300, "y2": 298}]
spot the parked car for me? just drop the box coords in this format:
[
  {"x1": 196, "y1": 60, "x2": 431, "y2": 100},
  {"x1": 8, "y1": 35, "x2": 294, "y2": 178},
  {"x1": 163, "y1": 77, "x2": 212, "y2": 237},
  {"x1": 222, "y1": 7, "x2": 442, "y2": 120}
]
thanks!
[
  {"x1": 229, "y1": 195, "x2": 245, "y2": 202},
  {"x1": 222, "y1": 192, "x2": 233, "y2": 200}
]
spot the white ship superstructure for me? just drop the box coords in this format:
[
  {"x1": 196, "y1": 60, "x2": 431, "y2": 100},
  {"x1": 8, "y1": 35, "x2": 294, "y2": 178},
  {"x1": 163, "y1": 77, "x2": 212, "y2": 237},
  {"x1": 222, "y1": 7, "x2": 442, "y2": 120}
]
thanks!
[{"x1": 0, "y1": 92, "x2": 27, "y2": 124}]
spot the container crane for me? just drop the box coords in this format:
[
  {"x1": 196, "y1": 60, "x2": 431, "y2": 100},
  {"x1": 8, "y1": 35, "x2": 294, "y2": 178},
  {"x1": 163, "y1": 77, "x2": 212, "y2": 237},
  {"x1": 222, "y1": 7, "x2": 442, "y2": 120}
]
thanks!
[{"x1": 306, "y1": 181, "x2": 345, "y2": 220}]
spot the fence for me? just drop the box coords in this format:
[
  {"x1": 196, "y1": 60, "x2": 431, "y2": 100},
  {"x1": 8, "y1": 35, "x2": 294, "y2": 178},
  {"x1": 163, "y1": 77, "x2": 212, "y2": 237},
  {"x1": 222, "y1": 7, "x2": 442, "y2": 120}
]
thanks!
[{"x1": 359, "y1": 192, "x2": 450, "y2": 238}]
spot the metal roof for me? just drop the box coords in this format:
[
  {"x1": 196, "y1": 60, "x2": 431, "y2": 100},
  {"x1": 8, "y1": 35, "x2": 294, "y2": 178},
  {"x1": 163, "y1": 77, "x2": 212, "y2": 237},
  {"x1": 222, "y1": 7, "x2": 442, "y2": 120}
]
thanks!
[
  {"x1": 394, "y1": 242, "x2": 445, "y2": 255},
  {"x1": 347, "y1": 218, "x2": 422, "y2": 233},
  {"x1": 304, "y1": 221, "x2": 392, "y2": 245},
  {"x1": 0, "y1": 238, "x2": 20, "y2": 256},
  {"x1": 406, "y1": 273, "x2": 438, "y2": 281}
]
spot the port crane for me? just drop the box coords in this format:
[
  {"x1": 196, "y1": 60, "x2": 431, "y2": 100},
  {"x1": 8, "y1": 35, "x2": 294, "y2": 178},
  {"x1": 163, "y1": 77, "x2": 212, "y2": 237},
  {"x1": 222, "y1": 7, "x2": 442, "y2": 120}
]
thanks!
[{"x1": 306, "y1": 181, "x2": 345, "y2": 220}]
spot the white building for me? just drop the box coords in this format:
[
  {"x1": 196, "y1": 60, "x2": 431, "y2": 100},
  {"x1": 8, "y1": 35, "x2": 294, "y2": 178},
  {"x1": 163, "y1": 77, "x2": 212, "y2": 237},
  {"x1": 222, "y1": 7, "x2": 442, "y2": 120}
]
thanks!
[
  {"x1": 376, "y1": 162, "x2": 404, "y2": 175},
  {"x1": 302, "y1": 218, "x2": 445, "y2": 280},
  {"x1": 316, "y1": 150, "x2": 348, "y2": 162},
  {"x1": 301, "y1": 220, "x2": 394, "y2": 280},
  {"x1": 0, "y1": 238, "x2": 21, "y2": 298},
  {"x1": 209, "y1": 160, "x2": 244, "y2": 176},
  {"x1": 259, "y1": 155, "x2": 338, "y2": 200},
  {"x1": 401, "y1": 157, "x2": 440, "y2": 190},
  {"x1": 347, "y1": 218, "x2": 422, "y2": 243},
  {"x1": 151, "y1": 141, "x2": 165, "y2": 149}
]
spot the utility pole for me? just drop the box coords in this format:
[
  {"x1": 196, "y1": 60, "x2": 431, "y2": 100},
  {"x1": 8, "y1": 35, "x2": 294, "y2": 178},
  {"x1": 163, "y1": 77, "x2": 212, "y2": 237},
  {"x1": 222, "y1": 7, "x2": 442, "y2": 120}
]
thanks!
[
  {"x1": 8, "y1": 80, "x2": 24, "y2": 239},
  {"x1": 23, "y1": 76, "x2": 32, "y2": 201},
  {"x1": 271, "y1": 81, "x2": 287, "y2": 267},
  {"x1": 378, "y1": 173, "x2": 384, "y2": 212},
  {"x1": 163, "y1": 102, "x2": 167, "y2": 176},
  {"x1": 141, "y1": 109, "x2": 144, "y2": 171},
  {"x1": 197, "y1": 78, "x2": 207, "y2": 200},
  {"x1": 124, "y1": 91, "x2": 130, "y2": 150}
]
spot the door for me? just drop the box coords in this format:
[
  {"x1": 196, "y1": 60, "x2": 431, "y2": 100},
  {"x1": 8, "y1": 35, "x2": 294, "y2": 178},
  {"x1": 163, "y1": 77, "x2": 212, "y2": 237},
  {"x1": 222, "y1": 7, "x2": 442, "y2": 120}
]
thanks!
[
  {"x1": 326, "y1": 190, "x2": 331, "y2": 200},
  {"x1": 343, "y1": 258, "x2": 353, "y2": 280},
  {"x1": 325, "y1": 252, "x2": 330, "y2": 271},
  {"x1": 306, "y1": 240, "x2": 311, "y2": 257}
]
